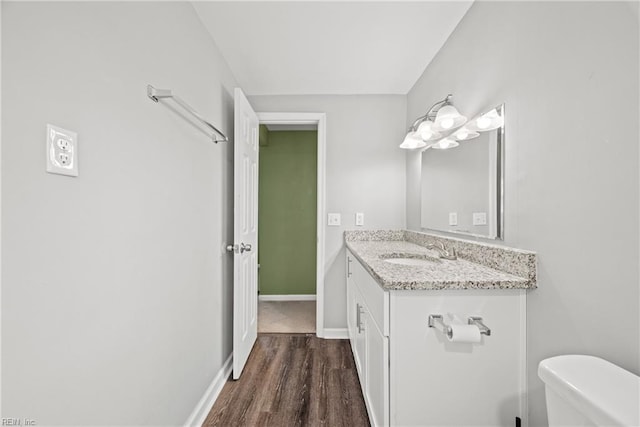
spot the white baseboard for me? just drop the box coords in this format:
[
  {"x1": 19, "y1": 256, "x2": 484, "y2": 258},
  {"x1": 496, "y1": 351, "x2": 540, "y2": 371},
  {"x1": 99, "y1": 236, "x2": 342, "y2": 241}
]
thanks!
[
  {"x1": 183, "y1": 354, "x2": 232, "y2": 427},
  {"x1": 322, "y1": 328, "x2": 349, "y2": 339},
  {"x1": 258, "y1": 294, "x2": 316, "y2": 301}
]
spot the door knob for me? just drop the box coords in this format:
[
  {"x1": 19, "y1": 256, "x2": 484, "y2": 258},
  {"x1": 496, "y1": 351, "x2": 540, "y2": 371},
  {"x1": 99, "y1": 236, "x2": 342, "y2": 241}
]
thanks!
[{"x1": 228, "y1": 243, "x2": 252, "y2": 253}]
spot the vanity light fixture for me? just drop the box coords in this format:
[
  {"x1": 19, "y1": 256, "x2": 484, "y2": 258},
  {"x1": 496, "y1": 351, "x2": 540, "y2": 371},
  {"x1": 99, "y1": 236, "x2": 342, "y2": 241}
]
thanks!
[
  {"x1": 416, "y1": 121, "x2": 442, "y2": 141},
  {"x1": 467, "y1": 108, "x2": 504, "y2": 131},
  {"x1": 419, "y1": 104, "x2": 505, "y2": 150},
  {"x1": 452, "y1": 127, "x2": 480, "y2": 141},
  {"x1": 399, "y1": 131, "x2": 427, "y2": 149},
  {"x1": 399, "y1": 94, "x2": 465, "y2": 150},
  {"x1": 401, "y1": 96, "x2": 505, "y2": 150},
  {"x1": 431, "y1": 138, "x2": 459, "y2": 150},
  {"x1": 432, "y1": 104, "x2": 467, "y2": 132}
]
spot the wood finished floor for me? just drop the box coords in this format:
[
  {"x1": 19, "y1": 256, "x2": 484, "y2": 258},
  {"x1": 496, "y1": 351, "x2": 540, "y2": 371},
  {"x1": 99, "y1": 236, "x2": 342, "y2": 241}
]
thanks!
[{"x1": 203, "y1": 334, "x2": 370, "y2": 427}]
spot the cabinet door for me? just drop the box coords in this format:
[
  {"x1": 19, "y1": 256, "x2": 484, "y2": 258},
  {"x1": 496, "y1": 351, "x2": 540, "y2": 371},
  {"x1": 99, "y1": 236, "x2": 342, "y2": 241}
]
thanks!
[
  {"x1": 346, "y1": 253, "x2": 356, "y2": 345},
  {"x1": 347, "y1": 251, "x2": 366, "y2": 383},
  {"x1": 364, "y1": 313, "x2": 389, "y2": 427},
  {"x1": 389, "y1": 290, "x2": 526, "y2": 426},
  {"x1": 346, "y1": 250, "x2": 390, "y2": 427}
]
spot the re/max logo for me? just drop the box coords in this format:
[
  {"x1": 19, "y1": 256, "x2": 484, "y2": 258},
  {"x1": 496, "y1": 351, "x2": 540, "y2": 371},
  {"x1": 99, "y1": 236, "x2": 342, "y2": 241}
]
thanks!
[{"x1": 2, "y1": 419, "x2": 36, "y2": 426}]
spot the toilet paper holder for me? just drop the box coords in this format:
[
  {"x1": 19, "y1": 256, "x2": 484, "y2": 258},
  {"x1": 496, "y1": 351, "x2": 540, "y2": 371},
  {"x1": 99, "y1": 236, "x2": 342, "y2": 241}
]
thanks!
[{"x1": 428, "y1": 314, "x2": 491, "y2": 337}]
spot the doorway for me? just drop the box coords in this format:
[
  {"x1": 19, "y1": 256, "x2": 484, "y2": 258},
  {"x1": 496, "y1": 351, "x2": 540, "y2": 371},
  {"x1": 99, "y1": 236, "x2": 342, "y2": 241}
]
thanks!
[{"x1": 256, "y1": 113, "x2": 326, "y2": 337}]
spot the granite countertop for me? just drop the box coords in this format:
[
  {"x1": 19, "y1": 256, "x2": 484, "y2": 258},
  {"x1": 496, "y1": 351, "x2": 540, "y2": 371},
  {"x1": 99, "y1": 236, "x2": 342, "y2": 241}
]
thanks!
[{"x1": 346, "y1": 239, "x2": 532, "y2": 291}]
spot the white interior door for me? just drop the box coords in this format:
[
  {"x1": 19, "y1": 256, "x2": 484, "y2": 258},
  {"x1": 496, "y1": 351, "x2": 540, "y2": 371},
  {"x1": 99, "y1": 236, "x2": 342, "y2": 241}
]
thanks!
[{"x1": 231, "y1": 88, "x2": 259, "y2": 379}]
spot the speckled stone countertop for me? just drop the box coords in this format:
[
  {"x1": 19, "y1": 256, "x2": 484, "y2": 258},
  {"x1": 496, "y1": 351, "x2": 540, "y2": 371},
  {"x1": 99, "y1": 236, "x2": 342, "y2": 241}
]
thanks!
[{"x1": 345, "y1": 230, "x2": 537, "y2": 291}]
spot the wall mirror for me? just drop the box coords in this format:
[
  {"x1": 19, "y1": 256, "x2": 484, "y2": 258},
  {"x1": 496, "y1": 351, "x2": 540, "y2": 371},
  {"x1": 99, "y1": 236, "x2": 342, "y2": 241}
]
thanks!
[{"x1": 420, "y1": 104, "x2": 504, "y2": 240}]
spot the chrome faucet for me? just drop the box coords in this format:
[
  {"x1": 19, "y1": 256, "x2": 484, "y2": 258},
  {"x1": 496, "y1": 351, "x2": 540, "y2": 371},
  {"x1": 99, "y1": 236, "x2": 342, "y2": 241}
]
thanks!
[{"x1": 426, "y1": 241, "x2": 457, "y2": 260}]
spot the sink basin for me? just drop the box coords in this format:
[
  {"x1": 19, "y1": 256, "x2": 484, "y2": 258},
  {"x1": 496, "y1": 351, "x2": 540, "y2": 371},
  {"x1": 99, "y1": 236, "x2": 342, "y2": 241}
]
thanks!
[
  {"x1": 379, "y1": 251, "x2": 441, "y2": 266},
  {"x1": 379, "y1": 252, "x2": 440, "y2": 266},
  {"x1": 384, "y1": 257, "x2": 436, "y2": 266}
]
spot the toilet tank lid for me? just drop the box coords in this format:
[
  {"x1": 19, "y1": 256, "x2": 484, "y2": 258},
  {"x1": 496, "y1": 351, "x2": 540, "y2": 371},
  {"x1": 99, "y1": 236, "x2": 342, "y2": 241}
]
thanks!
[{"x1": 538, "y1": 355, "x2": 640, "y2": 427}]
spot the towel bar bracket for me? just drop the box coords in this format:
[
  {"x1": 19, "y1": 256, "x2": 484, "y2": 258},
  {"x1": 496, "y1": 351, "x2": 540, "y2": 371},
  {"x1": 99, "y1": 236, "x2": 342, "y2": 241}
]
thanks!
[
  {"x1": 428, "y1": 314, "x2": 453, "y2": 339},
  {"x1": 468, "y1": 316, "x2": 491, "y2": 336},
  {"x1": 147, "y1": 86, "x2": 172, "y2": 102},
  {"x1": 147, "y1": 84, "x2": 228, "y2": 143}
]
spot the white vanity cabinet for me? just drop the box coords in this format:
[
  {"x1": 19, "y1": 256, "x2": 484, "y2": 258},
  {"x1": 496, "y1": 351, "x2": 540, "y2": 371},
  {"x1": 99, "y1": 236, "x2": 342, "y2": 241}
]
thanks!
[
  {"x1": 346, "y1": 251, "x2": 390, "y2": 427},
  {"x1": 346, "y1": 249, "x2": 527, "y2": 427}
]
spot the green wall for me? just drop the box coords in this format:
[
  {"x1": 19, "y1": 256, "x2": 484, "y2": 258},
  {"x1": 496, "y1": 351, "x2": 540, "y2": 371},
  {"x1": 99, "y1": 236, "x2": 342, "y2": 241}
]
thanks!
[{"x1": 258, "y1": 127, "x2": 317, "y2": 295}]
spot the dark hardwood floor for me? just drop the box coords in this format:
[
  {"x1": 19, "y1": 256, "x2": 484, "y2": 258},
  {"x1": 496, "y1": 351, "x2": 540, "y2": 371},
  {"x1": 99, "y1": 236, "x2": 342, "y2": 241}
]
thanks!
[{"x1": 203, "y1": 334, "x2": 370, "y2": 427}]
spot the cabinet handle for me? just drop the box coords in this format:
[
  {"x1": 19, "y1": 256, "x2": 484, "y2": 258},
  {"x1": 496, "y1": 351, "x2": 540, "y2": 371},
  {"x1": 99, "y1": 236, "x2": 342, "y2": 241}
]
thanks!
[
  {"x1": 356, "y1": 303, "x2": 365, "y2": 333},
  {"x1": 347, "y1": 257, "x2": 352, "y2": 277}
]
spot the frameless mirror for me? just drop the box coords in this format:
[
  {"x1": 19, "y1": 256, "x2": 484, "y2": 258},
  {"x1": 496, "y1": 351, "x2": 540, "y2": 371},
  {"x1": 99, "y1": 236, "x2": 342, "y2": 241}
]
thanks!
[{"x1": 420, "y1": 104, "x2": 504, "y2": 240}]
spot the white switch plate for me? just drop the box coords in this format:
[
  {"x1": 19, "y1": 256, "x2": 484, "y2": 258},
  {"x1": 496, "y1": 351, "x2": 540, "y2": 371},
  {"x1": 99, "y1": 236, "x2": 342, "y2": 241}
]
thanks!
[
  {"x1": 328, "y1": 213, "x2": 341, "y2": 226},
  {"x1": 473, "y1": 212, "x2": 487, "y2": 226},
  {"x1": 448, "y1": 212, "x2": 458, "y2": 226},
  {"x1": 355, "y1": 212, "x2": 364, "y2": 226},
  {"x1": 46, "y1": 124, "x2": 78, "y2": 177}
]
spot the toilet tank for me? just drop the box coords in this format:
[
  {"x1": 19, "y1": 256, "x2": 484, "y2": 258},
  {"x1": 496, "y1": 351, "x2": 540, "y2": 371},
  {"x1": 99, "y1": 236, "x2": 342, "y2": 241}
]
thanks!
[{"x1": 538, "y1": 355, "x2": 640, "y2": 427}]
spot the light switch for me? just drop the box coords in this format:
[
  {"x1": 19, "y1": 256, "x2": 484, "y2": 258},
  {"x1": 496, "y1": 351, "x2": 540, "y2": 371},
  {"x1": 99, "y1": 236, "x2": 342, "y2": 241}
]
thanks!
[
  {"x1": 448, "y1": 212, "x2": 458, "y2": 226},
  {"x1": 473, "y1": 212, "x2": 487, "y2": 226},
  {"x1": 328, "y1": 213, "x2": 341, "y2": 226},
  {"x1": 355, "y1": 212, "x2": 364, "y2": 226}
]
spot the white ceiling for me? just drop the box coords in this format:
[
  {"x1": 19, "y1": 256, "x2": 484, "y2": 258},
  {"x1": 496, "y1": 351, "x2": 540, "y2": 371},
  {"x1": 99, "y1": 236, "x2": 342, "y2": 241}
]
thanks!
[{"x1": 193, "y1": 1, "x2": 473, "y2": 96}]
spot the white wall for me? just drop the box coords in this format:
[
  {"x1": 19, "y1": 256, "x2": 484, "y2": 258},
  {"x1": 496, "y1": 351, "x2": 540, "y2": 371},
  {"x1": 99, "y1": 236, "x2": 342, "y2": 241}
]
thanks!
[
  {"x1": 406, "y1": 2, "x2": 639, "y2": 425},
  {"x1": 249, "y1": 95, "x2": 407, "y2": 329},
  {"x1": 2, "y1": 2, "x2": 237, "y2": 424}
]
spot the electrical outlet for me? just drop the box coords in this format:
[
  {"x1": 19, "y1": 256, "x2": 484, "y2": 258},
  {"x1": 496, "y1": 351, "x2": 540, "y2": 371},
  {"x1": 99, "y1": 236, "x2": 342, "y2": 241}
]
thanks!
[
  {"x1": 328, "y1": 213, "x2": 341, "y2": 226},
  {"x1": 57, "y1": 138, "x2": 71, "y2": 151},
  {"x1": 58, "y1": 152, "x2": 70, "y2": 166},
  {"x1": 47, "y1": 124, "x2": 78, "y2": 177},
  {"x1": 355, "y1": 212, "x2": 364, "y2": 226},
  {"x1": 473, "y1": 212, "x2": 487, "y2": 226}
]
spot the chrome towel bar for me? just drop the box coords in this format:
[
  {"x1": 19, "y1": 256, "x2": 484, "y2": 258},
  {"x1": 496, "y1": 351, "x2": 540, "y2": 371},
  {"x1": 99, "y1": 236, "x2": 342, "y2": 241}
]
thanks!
[{"x1": 147, "y1": 85, "x2": 228, "y2": 143}]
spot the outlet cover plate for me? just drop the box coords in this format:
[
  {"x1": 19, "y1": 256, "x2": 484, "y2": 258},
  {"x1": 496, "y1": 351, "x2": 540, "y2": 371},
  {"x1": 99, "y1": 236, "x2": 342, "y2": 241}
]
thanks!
[
  {"x1": 448, "y1": 212, "x2": 458, "y2": 226},
  {"x1": 47, "y1": 124, "x2": 78, "y2": 177},
  {"x1": 473, "y1": 212, "x2": 487, "y2": 226}
]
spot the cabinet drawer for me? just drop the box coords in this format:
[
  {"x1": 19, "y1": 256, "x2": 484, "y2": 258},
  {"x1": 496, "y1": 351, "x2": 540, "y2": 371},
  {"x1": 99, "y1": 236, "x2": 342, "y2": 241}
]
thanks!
[{"x1": 350, "y1": 251, "x2": 389, "y2": 336}]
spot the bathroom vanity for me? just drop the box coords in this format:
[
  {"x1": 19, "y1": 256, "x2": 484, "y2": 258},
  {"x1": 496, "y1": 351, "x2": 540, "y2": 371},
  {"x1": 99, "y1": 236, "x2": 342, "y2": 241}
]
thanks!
[{"x1": 345, "y1": 230, "x2": 536, "y2": 427}]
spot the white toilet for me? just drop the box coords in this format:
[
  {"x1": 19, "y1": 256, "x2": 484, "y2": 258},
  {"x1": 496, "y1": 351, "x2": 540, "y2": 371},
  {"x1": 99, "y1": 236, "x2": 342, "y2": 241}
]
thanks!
[{"x1": 538, "y1": 355, "x2": 640, "y2": 426}]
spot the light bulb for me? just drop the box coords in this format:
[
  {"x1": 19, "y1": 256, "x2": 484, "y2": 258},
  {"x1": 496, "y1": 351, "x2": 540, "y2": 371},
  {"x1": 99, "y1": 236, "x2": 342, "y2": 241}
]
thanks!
[
  {"x1": 434, "y1": 104, "x2": 467, "y2": 131},
  {"x1": 399, "y1": 131, "x2": 427, "y2": 149},
  {"x1": 476, "y1": 116, "x2": 491, "y2": 129},
  {"x1": 417, "y1": 121, "x2": 440, "y2": 141},
  {"x1": 431, "y1": 138, "x2": 459, "y2": 150},
  {"x1": 453, "y1": 128, "x2": 479, "y2": 141},
  {"x1": 440, "y1": 118, "x2": 454, "y2": 129}
]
